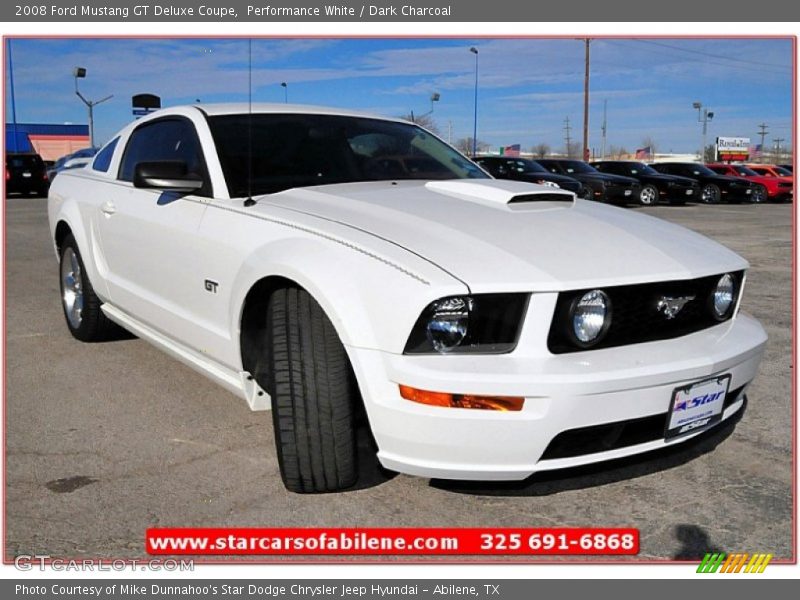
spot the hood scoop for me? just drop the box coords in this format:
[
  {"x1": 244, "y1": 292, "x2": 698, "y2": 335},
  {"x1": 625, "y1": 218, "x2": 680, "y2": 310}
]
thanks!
[{"x1": 425, "y1": 180, "x2": 574, "y2": 207}]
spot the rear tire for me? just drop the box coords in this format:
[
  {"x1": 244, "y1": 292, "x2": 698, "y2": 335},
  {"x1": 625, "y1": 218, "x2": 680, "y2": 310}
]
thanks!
[
  {"x1": 266, "y1": 287, "x2": 358, "y2": 493},
  {"x1": 59, "y1": 234, "x2": 119, "y2": 342},
  {"x1": 578, "y1": 185, "x2": 593, "y2": 200}
]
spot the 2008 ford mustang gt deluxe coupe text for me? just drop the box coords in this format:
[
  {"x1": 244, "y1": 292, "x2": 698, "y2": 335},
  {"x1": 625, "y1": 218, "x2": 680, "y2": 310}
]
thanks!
[{"x1": 48, "y1": 104, "x2": 767, "y2": 493}]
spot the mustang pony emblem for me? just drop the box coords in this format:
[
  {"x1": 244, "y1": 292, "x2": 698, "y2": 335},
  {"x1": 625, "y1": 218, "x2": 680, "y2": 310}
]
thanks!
[{"x1": 656, "y1": 295, "x2": 695, "y2": 319}]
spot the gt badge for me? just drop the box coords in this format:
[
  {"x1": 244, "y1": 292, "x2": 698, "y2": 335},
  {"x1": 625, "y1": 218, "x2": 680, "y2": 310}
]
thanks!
[{"x1": 204, "y1": 279, "x2": 219, "y2": 293}]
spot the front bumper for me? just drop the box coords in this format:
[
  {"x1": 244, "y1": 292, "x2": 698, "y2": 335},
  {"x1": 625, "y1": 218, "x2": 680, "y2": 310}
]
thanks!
[
  {"x1": 348, "y1": 312, "x2": 766, "y2": 481},
  {"x1": 662, "y1": 185, "x2": 699, "y2": 203},
  {"x1": 721, "y1": 186, "x2": 753, "y2": 202},
  {"x1": 602, "y1": 184, "x2": 640, "y2": 202}
]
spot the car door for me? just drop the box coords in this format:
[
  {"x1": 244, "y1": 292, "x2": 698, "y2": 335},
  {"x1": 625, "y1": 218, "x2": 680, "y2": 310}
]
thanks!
[{"x1": 97, "y1": 116, "x2": 213, "y2": 348}]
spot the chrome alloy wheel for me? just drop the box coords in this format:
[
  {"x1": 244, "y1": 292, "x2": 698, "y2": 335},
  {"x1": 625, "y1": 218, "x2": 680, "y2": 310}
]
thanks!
[
  {"x1": 639, "y1": 186, "x2": 658, "y2": 205},
  {"x1": 61, "y1": 247, "x2": 84, "y2": 329}
]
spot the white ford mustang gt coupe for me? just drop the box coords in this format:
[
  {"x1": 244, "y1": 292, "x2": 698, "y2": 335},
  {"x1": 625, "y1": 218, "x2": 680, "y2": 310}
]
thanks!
[{"x1": 48, "y1": 104, "x2": 767, "y2": 493}]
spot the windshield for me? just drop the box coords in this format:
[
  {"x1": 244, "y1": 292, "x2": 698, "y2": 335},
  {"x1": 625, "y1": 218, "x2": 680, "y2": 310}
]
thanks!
[
  {"x1": 208, "y1": 113, "x2": 487, "y2": 196},
  {"x1": 559, "y1": 161, "x2": 597, "y2": 174},
  {"x1": 508, "y1": 159, "x2": 547, "y2": 174},
  {"x1": 686, "y1": 164, "x2": 717, "y2": 177},
  {"x1": 730, "y1": 166, "x2": 759, "y2": 177},
  {"x1": 774, "y1": 166, "x2": 792, "y2": 176}
]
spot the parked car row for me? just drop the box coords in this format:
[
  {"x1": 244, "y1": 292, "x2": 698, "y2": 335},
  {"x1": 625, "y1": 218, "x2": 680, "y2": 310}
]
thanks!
[
  {"x1": 46, "y1": 147, "x2": 98, "y2": 183},
  {"x1": 5, "y1": 147, "x2": 100, "y2": 198},
  {"x1": 473, "y1": 155, "x2": 793, "y2": 207}
]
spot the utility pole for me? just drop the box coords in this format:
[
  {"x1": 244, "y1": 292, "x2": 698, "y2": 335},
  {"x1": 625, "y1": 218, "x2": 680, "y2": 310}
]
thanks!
[
  {"x1": 757, "y1": 123, "x2": 769, "y2": 162},
  {"x1": 563, "y1": 116, "x2": 573, "y2": 157},
  {"x1": 601, "y1": 99, "x2": 607, "y2": 160},
  {"x1": 582, "y1": 38, "x2": 590, "y2": 161},
  {"x1": 448, "y1": 120, "x2": 453, "y2": 145},
  {"x1": 774, "y1": 138, "x2": 785, "y2": 162}
]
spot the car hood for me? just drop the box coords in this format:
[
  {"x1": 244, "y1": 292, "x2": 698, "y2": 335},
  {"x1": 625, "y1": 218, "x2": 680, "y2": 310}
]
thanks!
[
  {"x1": 707, "y1": 174, "x2": 752, "y2": 186},
  {"x1": 259, "y1": 179, "x2": 747, "y2": 292},
  {"x1": 646, "y1": 173, "x2": 697, "y2": 185},
  {"x1": 568, "y1": 171, "x2": 637, "y2": 184}
]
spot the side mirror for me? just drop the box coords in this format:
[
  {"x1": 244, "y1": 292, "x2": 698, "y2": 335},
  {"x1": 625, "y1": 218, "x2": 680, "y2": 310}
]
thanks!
[{"x1": 133, "y1": 161, "x2": 203, "y2": 193}]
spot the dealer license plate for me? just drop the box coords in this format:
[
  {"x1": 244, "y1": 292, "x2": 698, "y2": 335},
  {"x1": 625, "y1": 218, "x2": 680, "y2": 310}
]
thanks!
[
  {"x1": 624, "y1": 189, "x2": 632, "y2": 196},
  {"x1": 22, "y1": 172, "x2": 31, "y2": 178},
  {"x1": 686, "y1": 189, "x2": 694, "y2": 195},
  {"x1": 665, "y1": 375, "x2": 730, "y2": 440}
]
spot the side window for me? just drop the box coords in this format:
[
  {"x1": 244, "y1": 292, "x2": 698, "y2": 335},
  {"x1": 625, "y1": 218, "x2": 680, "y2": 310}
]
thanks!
[
  {"x1": 118, "y1": 118, "x2": 209, "y2": 196},
  {"x1": 92, "y1": 137, "x2": 119, "y2": 172}
]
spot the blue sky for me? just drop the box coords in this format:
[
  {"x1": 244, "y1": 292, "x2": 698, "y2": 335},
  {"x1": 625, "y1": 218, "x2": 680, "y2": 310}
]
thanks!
[{"x1": 5, "y1": 37, "x2": 793, "y2": 154}]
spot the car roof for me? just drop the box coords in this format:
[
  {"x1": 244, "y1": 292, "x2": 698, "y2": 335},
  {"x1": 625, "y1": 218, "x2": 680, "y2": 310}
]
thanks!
[{"x1": 194, "y1": 102, "x2": 404, "y2": 122}]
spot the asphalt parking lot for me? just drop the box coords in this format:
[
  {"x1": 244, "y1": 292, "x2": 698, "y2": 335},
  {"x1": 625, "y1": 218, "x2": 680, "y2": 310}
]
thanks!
[{"x1": 4, "y1": 196, "x2": 793, "y2": 562}]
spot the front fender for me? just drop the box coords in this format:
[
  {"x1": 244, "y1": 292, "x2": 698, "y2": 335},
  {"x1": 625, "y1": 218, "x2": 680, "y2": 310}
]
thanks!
[{"x1": 229, "y1": 236, "x2": 468, "y2": 354}]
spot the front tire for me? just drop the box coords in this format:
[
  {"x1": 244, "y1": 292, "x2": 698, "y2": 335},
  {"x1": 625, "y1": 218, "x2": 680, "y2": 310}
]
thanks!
[
  {"x1": 578, "y1": 185, "x2": 593, "y2": 200},
  {"x1": 266, "y1": 287, "x2": 358, "y2": 493},
  {"x1": 638, "y1": 184, "x2": 659, "y2": 206},
  {"x1": 59, "y1": 234, "x2": 118, "y2": 342},
  {"x1": 750, "y1": 185, "x2": 767, "y2": 204},
  {"x1": 701, "y1": 184, "x2": 721, "y2": 204}
]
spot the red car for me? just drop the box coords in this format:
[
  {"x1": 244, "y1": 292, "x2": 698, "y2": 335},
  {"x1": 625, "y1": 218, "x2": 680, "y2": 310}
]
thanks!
[
  {"x1": 745, "y1": 164, "x2": 794, "y2": 202},
  {"x1": 707, "y1": 163, "x2": 788, "y2": 203}
]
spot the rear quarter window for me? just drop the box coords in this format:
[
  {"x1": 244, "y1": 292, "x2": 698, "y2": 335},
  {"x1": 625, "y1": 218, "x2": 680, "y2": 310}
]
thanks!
[{"x1": 92, "y1": 137, "x2": 119, "y2": 172}]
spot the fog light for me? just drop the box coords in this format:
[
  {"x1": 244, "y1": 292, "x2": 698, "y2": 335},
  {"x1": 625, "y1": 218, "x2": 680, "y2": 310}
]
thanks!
[{"x1": 399, "y1": 385, "x2": 524, "y2": 411}]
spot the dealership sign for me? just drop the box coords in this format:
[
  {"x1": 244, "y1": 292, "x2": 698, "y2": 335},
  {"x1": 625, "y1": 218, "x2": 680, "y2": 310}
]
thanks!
[{"x1": 716, "y1": 137, "x2": 751, "y2": 161}]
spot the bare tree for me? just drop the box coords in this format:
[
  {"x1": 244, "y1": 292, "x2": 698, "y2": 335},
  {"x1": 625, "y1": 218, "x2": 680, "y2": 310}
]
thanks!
[
  {"x1": 455, "y1": 137, "x2": 490, "y2": 156},
  {"x1": 607, "y1": 145, "x2": 629, "y2": 160},
  {"x1": 398, "y1": 113, "x2": 441, "y2": 135},
  {"x1": 531, "y1": 143, "x2": 551, "y2": 159},
  {"x1": 563, "y1": 141, "x2": 581, "y2": 158}
]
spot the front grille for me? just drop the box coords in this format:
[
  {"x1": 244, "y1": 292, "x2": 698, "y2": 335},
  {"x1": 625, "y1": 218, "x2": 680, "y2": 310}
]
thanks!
[
  {"x1": 547, "y1": 272, "x2": 743, "y2": 354},
  {"x1": 539, "y1": 385, "x2": 746, "y2": 460}
]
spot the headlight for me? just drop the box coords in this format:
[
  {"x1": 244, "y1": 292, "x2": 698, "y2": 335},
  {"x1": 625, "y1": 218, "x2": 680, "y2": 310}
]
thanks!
[
  {"x1": 404, "y1": 294, "x2": 529, "y2": 354},
  {"x1": 711, "y1": 273, "x2": 736, "y2": 320},
  {"x1": 425, "y1": 297, "x2": 472, "y2": 353},
  {"x1": 570, "y1": 289, "x2": 611, "y2": 345},
  {"x1": 537, "y1": 180, "x2": 561, "y2": 189}
]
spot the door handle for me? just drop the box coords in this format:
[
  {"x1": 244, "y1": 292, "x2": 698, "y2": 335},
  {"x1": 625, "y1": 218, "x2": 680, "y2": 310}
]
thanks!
[{"x1": 101, "y1": 201, "x2": 116, "y2": 215}]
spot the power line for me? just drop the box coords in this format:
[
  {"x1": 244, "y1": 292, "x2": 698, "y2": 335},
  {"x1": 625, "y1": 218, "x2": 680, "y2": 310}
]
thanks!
[
  {"x1": 631, "y1": 39, "x2": 791, "y2": 71},
  {"x1": 603, "y1": 40, "x2": 791, "y2": 76},
  {"x1": 563, "y1": 116, "x2": 572, "y2": 157}
]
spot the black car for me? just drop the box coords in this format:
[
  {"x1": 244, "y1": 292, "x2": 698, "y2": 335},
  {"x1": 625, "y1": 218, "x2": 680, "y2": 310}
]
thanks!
[
  {"x1": 535, "y1": 159, "x2": 641, "y2": 204},
  {"x1": 590, "y1": 160, "x2": 700, "y2": 206},
  {"x1": 648, "y1": 162, "x2": 755, "y2": 204},
  {"x1": 473, "y1": 156, "x2": 583, "y2": 194},
  {"x1": 6, "y1": 152, "x2": 49, "y2": 197}
]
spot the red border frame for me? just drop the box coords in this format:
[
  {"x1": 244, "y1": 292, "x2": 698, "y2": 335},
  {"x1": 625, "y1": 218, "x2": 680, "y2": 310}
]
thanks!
[{"x1": 2, "y1": 33, "x2": 796, "y2": 567}]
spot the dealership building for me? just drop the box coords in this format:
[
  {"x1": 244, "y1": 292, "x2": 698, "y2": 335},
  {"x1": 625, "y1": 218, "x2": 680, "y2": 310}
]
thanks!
[{"x1": 5, "y1": 123, "x2": 90, "y2": 161}]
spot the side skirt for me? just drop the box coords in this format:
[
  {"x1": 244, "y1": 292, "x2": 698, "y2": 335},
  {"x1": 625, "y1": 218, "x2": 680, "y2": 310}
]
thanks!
[{"x1": 101, "y1": 303, "x2": 271, "y2": 411}]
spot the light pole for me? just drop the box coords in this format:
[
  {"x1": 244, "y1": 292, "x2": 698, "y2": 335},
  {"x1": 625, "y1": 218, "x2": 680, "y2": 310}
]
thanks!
[
  {"x1": 74, "y1": 67, "x2": 112, "y2": 149},
  {"x1": 469, "y1": 47, "x2": 479, "y2": 157},
  {"x1": 415, "y1": 92, "x2": 440, "y2": 121},
  {"x1": 692, "y1": 101, "x2": 714, "y2": 161},
  {"x1": 281, "y1": 82, "x2": 288, "y2": 103}
]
